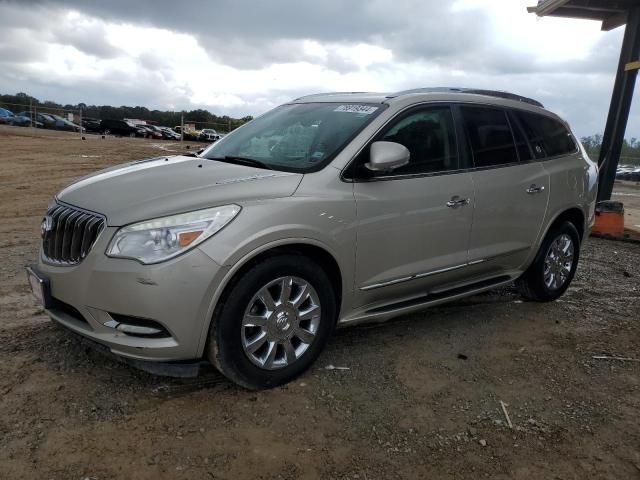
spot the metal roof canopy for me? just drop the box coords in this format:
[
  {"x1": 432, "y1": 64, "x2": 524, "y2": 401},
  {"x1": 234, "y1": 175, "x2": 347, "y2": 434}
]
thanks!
[
  {"x1": 528, "y1": 0, "x2": 635, "y2": 31},
  {"x1": 529, "y1": 0, "x2": 640, "y2": 201}
]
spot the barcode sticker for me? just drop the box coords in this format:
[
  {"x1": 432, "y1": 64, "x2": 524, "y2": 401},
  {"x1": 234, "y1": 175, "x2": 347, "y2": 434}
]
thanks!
[{"x1": 334, "y1": 105, "x2": 378, "y2": 114}]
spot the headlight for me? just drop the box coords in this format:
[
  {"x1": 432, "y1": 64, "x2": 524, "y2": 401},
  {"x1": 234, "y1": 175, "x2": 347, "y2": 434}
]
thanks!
[{"x1": 106, "y1": 205, "x2": 241, "y2": 264}]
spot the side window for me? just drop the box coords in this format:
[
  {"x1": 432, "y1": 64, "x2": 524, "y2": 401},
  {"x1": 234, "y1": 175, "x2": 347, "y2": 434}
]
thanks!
[
  {"x1": 373, "y1": 106, "x2": 459, "y2": 176},
  {"x1": 516, "y1": 111, "x2": 576, "y2": 158},
  {"x1": 461, "y1": 107, "x2": 518, "y2": 168}
]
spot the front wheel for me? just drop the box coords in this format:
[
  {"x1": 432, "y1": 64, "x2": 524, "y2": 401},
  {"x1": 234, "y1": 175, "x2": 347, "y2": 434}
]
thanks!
[
  {"x1": 517, "y1": 221, "x2": 580, "y2": 302},
  {"x1": 207, "y1": 255, "x2": 336, "y2": 389}
]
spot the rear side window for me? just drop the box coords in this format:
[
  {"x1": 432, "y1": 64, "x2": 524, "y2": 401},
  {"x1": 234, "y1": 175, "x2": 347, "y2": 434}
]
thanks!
[
  {"x1": 515, "y1": 111, "x2": 576, "y2": 158},
  {"x1": 461, "y1": 107, "x2": 518, "y2": 168}
]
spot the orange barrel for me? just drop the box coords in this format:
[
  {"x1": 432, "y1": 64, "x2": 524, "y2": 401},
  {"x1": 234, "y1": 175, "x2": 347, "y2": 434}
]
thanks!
[{"x1": 592, "y1": 201, "x2": 624, "y2": 237}]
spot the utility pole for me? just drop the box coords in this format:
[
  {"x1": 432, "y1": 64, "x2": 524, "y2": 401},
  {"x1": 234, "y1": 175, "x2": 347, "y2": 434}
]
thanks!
[
  {"x1": 29, "y1": 97, "x2": 33, "y2": 131},
  {"x1": 79, "y1": 108, "x2": 83, "y2": 139},
  {"x1": 181, "y1": 112, "x2": 184, "y2": 144}
]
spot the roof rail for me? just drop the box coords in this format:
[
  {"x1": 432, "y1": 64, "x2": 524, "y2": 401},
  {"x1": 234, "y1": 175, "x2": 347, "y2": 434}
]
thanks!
[
  {"x1": 293, "y1": 92, "x2": 369, "y2": 101},
  {"x1": 388, "y1": 87, "x2": 544, "y2": 108}
]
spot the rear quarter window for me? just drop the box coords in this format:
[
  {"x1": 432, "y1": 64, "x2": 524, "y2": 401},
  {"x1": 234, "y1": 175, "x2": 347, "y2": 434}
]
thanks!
[{"x1": 515, "y1": 111, "x2": 576, "y2": 158}]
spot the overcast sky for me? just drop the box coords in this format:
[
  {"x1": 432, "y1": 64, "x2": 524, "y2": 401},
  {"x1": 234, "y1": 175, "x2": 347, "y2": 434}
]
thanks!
[{"x1": 0, "y1": 0, "x2": 638, "y2": 138}]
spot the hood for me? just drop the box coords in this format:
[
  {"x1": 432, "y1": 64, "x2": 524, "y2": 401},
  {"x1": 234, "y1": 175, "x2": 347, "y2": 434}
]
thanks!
[{"x1": 57, "y1": 156, "x2": 303, "y2": 226}]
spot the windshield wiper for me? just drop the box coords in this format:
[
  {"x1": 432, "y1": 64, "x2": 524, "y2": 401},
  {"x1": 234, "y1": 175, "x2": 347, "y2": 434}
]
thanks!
[{"x1": 207, "y1": 155, "x2": 273, "y2": 170}]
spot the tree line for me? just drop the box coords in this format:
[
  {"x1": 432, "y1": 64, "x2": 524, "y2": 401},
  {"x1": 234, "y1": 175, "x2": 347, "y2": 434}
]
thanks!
[
  {"x1": 581, "y1": 134, "x2": 640, "y2": 166},
  {"x1": 0, "y1": 92, "x2": 253, "y2": 132}
]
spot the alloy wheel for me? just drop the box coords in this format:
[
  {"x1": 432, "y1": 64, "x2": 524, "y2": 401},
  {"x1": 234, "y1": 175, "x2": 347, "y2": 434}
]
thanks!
[
  {"x1": 241, "y1": 276, "x2": 321, "y2": 370},
  {"x1": 543, "y1": 233, "x2": 574, "y2": 290}
]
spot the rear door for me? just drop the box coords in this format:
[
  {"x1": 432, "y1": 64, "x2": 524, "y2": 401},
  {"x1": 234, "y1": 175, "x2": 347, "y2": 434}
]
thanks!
[
  {"x1": 460, "y1": 105, "x2": 550, "y2": 271},
  {"x1": 514, "y1": 109, "x2": 586, "y2": 229}
]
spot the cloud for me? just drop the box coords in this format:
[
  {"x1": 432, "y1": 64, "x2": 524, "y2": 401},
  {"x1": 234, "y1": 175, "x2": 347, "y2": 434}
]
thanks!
[
  {"x1": 0, "y1": 0, "x2": 636, "y2": 137},
  {"x1": 51, "y1": 15, "x2": 121, "y2": 59},
  {"x1": 17, "y1": 0, "x2": 489, "y2": 71}
]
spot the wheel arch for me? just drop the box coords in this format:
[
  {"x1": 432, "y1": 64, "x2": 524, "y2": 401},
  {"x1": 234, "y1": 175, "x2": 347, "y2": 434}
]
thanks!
[
  {"x1": 521, "y1": 206, "x2": 586, "y2": 275},
  {"x1": 196, "y1": 239, "x2": 344, "y2": 357},
  {"x1": 545, "y1": 207, "x2": 586, "y2": 242},
  {"x1": 517, "y1": 206, "x2": 584, "y2": 301}
]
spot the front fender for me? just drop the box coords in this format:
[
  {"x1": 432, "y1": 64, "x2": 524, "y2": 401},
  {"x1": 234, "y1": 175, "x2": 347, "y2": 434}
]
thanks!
[
  {"x1": 197, "y1": 196, "x2": 355, "y2": 267},
  {"x1": 194, "y1": 196, "x2": 357, "y2": 357}
]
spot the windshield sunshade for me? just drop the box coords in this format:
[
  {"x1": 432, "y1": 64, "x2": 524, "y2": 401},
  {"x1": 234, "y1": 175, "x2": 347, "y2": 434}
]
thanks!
[{"x1": 201, "y1": 102, "x2": 384, "y2": 173}]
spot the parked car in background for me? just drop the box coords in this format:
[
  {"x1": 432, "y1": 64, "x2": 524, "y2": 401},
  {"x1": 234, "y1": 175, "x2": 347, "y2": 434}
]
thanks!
[
  {"x1": 624, "y1": 167, "x2": 640, "y2": 181},
  {"x1": 40, "y1": 113, "x2": 61, "y2": 128},
  {"x1": 149, "y1": 125, "x2": 166, "y2": 139},
  {"x1": 617, "y1": 166, "x2": 630, "y2": 179},
  {"x1": 616, "y1": 165, "x2": 640, "y2": 181},
  {"x1": 29, "y1": 87, "x2": 597, "y2": 389},
  {"x1": 101, "y1": 119, "x2": 145, "y2": 137},
  {"x1": 2, "y1": 109, "x2": 41, "y2": 127},
  {"x1": 17, "y1": 111, "x2": 56, "y2": 129},
  {"x1": 136, "y1": 124, "x2": 164, "y2": 139},
  {"x1": 49, "y1": 114, "x2": 83, "y2": 132},
  {"x1": 42, "y1": 113, "x2": 82, "y2": 132},
  {"x1": 81, "y1": 117, "x2": 103, "y2": 133},
  {"x1": 158, "y1": 126, "x2": 181, "y2": 140},
  {"x1": 15, "y1": 111, "x2": 82, "y2": 132},
  {"x1": 199, "y1": 128, "x2": 220, "y2": 142}
]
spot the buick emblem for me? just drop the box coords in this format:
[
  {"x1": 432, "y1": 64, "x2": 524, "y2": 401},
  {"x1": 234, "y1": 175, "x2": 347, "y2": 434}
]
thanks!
[
  {"x1": 40, "y1": 216, "x2": 53, "y2": 238},
  {"x1": 275, "y1": 311, "x2": 291, "y2": 331}
]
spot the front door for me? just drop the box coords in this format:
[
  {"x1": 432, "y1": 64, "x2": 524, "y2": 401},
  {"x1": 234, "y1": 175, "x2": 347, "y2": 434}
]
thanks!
[{"x1": 350, "y1": 105, "x2": 475, "y2": 307}]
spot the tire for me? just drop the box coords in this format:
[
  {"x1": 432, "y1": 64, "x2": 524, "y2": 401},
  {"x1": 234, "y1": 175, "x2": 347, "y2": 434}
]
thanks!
[
  {"x1": 207, "y1": 255, "x2": 336, "y2": 389},
  {"x1": 517, "y1": 221, "x2": 580, "y2": 302}
]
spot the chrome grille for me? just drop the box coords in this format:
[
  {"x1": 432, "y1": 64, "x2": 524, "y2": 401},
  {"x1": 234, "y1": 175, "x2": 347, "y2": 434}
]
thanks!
[{"x1": 42, "y1": 203, "x2": 105, "y2": 265}]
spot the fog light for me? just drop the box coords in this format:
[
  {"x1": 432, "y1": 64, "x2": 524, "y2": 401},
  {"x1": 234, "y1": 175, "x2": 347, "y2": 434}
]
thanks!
[{"x1": 104, "y1": 314, "x2": 171, "y2": 338}]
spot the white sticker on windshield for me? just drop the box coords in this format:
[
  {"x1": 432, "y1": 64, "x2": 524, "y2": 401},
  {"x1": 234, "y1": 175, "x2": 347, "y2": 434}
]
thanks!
[{"x1": 334, "y1": 105, "x2": 378, "y2": 114}]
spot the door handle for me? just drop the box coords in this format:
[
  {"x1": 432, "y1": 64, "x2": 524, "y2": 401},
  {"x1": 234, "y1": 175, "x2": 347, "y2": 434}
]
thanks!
[
  {"x1": 526, "y1": 184, "x2": 545, "y2": 194},
  {"x1": 446, "y1": 196, "x2": 470, "y2": 208}
]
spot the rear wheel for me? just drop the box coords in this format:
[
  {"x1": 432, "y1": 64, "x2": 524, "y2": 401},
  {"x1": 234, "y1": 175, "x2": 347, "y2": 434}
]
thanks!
[
  {"x1": 517, "y1": 221, "x2": 580, "y2": 302},
  {"x1": 207, "y1": 255, "x2": 336, "y2": 389}
]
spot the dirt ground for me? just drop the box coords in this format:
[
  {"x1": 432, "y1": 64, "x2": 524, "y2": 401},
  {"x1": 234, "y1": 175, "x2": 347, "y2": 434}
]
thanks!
[{"x1": 1, "y1": 125, "x2": 639, "y2": 479}]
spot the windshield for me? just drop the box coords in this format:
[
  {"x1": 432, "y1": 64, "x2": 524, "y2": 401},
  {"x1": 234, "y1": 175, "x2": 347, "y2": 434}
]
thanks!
[{"x1": 201, "y1": 102, "x2": 384, "y2": 172}]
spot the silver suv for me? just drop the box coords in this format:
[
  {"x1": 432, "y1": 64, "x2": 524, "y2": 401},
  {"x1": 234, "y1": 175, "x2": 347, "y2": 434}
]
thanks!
[{"x1": 28, "y1": 88, "x2": 598, "y2": 389}]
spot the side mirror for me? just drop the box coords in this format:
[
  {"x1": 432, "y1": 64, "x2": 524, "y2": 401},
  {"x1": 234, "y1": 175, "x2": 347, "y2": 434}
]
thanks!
[{"x1": 365, "y1": 141, "x2": 410, "y2": 172}]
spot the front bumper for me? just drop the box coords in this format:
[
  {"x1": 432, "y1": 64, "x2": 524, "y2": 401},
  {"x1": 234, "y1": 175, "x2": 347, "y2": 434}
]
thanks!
[
  {"x1": 57, "y1": 325, "x2": 208, "y2": 378},
  {"x1": 36, "y1": 226, "x2": 229, "y2": 362}
]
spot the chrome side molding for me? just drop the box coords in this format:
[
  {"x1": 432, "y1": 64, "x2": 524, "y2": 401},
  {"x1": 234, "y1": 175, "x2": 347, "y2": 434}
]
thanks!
[
  {"x1": 360, "y1": 263, "x2": 468, "y2": 291},
  {"x1": 360, "y1": 246, "x2": 531, "y2": 291}
]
